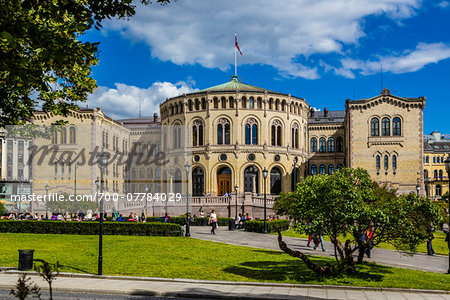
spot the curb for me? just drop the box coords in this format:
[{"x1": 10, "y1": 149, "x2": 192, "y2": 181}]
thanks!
[{"x1": 1, "y1": 269, "x2": 448, "y2": 295}]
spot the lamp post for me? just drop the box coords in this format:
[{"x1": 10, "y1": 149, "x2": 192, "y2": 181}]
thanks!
[
  {"x1": 29, "y1": 179, "x2": 33, "y2": 215},
  {"x1": 262, "y1": 167, "x2": 268, "y2": 234},
  {"x1": 145, "y1": 185, "x2": 149, "y2": 218},
  {"x1": 167, "y1": 165, "x2": 175, "y2": 216},
  {"x1": 96, "y1": 150, "x2": 109, "y2": 276},
  {"x1": 293, "y1": 157, "x2": 298, "y2": 191},
  {"x1": 416, "y1": 183, "x2": 420, "y2": 196},
  {"x1": 74, "y1": 161, "x2": 78, "y2": 195},
  {"x1": 95, "y1": 178, "x2": 99, "y2": 209},
  {"x1": 234, "y1": 185, "x2": 238, "y2": 220},
  {"x1": 444, "y1": 156, "x2": 450, "y2": 274},
  {"x1": 184, "y1": 163, "x2": 191, "y2": 237},
  {"x1": 45, "y1": 184, "x2": 49, "y2": 220}
]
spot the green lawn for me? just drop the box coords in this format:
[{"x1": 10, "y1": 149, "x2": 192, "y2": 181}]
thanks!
[
  {"x1": 0, "y1": 233, "x2": 448, "y2": 291},
  {"x1": 277, "y1": 230, "x2": 449, "y2": 256}
]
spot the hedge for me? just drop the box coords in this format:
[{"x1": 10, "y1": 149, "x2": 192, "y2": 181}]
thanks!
[
  {"x1": 144, "y1": 216, "x2": 231, "y2": 226},
  {"x1": 0, "y1": 220, "x2": 182, "y2": 237},
  {"x1": 244, "y1": 219, "x2": 290, "y2": 233}
]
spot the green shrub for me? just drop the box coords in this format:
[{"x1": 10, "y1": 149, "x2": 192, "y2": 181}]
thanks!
[
  {"x1": 0, "y1": 220, "x2": 182, "y2": 236},
  {"x1": 244, "y1": 219, "x2": 290, "y2": 233}
]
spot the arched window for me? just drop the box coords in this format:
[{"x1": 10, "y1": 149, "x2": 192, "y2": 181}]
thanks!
[
  {"x1": 221, "y1": 97, "x2": 226, "y2": 109},
  {"x1": 393, "y1": 117, "x2": 401, "y2": 136},
  {"x1": 245, "y1": 118, "x2": 258, "y2": 145},
  {"x1": 217, "y1": 118, "x2": 230, "y2": 145},
  {"x1": 229, "y1": 97, "x2": 234, "y2": 109},
  {"x1": 436, "y1": 184, "x2": 442, "y2": 196},
  {"x1": 439, "y1": 170, "x2": 443, "y2": 179},
  {"x1": 310, "y1": 138, "x2": 317, "y2": 152},
  {"x1": 269, "y1": 99, "x2": 273, "y2": 110},
  {"x1": 275, "y1": 99, "x2": 280, "y2": 111},
  {"x1": 311, "y1": 165, "x2": 317, "y2": 175},
  {"x1": 392, "y1": 155, "x2": 397, "y2": 170},
  {"x1": 434, "y1": 170, "x2": 438, "y2": 178},
  {"x1": 270, "y1": 167, "x2": 282, "y2": 195},
  {"x1": 257, "y1": 98, "x2": 262, "y2": 109},
  {"x1": 384, "y1": 155, "x2": 389, "y2": 170},
  {"x1": 172, "y1": 124, "x2": 181, "y2": 148},
  {"x1": 213, "y1": 98, "x2": 219, "y2": 109},
  {"x1": 242, "y1": 97, "x2": 247, "y2": 109},
  {"x1": 337, "y1": 164, "x2": 343, "y2": 171},
  {"x1": 433, "y1": 157, "x2": 436, "y2": 164},
  {"x1": 424, "y1": 169, "x2": 428, "y2": 179},
  {"x1": 69, "y1": 127, "x2": 76, "y2": 144},
  {"x1": 51, "y1": 129, "x2": 58, "y2": 144},
  {"x1": 244, "y1": 165, "x2": 259, "y2": 193},
  {"x1": 147, "y1": 167, "x2": 153, "y2": 179},
  {"x1": 291, "y1": 123, "x2": 299, "y2": 149},
  {"x1": 319, "y1": 164, "x2": 326, "y2": 175},
  {"x1": 327, "y1": 138, "x2": 335, "y2": 152},
  {"x1": 193, "y1": 120, "x2": 203, "y2": 146},
  {"x1": 336, "y1": 137, "x2": 343, "y2": 152},
  {"x1": 249, "y1": 97, "x2": 254, "y2": 109},
  {"x1": 371, "y1": 118, "x2": 379, "y2": 136},
  {"x1": 376, "y1": 155, "x2": 380, "y2": 170},
  {"x1": 328, "y1": 164, "x2": 334, "y2": 174},
  {"x1": 195, "y1": 99, "x2": 200, "y2": 110},
  {"x1": 60, "y1": 128, "x2": 67, "y2": 144},
  {"x1": 188, "y1": 100, "x2": 193, "y2": 111},
  {"x1": 319, "y1": 137, "x2": 326, "y2": 152},
  {"x1": 192, "y1": 167, "x2": 204, "y2": 196},
  {"x1": 201, "y1": 98, "x2": 206, "y2": 109},
  {"x1": 425, "y1": 156, "x2": 429, "y2": 163},
  {"x1": 271, "y1": 120, "x2": 282, "y2": 146},
  {"x1": 382, "y1": 117, "x2": 390, "y2": 136}
]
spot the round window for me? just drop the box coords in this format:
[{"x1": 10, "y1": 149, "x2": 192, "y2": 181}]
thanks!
[
  {"x1": 220, "y1": 154, "x2": 227, "y2": 161},
  {"x1": 193, "y1": 155, "x2": 200, "y2": 162},
  {"x1": 274, "y1": 155, "x2": 280, "y2": 162},
  {"x1": 248, "y1": 154, "x2": 255, "y2": 161}
]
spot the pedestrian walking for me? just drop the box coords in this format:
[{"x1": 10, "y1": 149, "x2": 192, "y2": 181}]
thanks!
[
  {"x1": 365, "y1": 227, "x2": 374, "y2": 258},
  {"x1": 426, "y1": 223, "x2": 435, "y2": 256},
  {"x1": 209, "y1": 210, "x2": 218, "y2": 235},
  {"x1": 313, "y1": 229, "x2": 326, "y2": 251}
]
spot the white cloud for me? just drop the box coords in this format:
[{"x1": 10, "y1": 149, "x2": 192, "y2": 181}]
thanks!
[
  {"x1": 87, "y1": 81, "x2": 197, "y2": 119},
  {"x1": 337, "y1": 42, "x2": 450, "y2": 77},
  {"x1": 438, "y1": 1, "x2": 449, "y2": 8},
  {"x1": 104, "y1": 0, "x2": 421, "y2": 79}
]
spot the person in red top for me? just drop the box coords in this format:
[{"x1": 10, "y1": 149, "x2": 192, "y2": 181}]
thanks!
[{"x1": 365, "y1": 227, "x2": 374, "y2": 258}]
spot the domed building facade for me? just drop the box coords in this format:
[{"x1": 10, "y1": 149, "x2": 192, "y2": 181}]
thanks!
[{"x1": 160, "y1": 76, "x2": 309, "y2": 201}]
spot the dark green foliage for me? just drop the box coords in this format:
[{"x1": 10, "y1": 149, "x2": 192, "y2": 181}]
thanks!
[
  {"x1": 0, "y1": 202, "x2": 5, "y2": 215},
  {"x1": 0, "y1": 220, "x2": 182, "y2": 236},
  {"x1": 0, "y1": 0, "x2": 171, "y2": 126},
  {"x1": 244, "y1": 220, "x2": 290, "y2": 233}
]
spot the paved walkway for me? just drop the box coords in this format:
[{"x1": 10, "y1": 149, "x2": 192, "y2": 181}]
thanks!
[
  {"x1": 189, "y1": 226, "x2": 448, "y2": 273},
  {"x1": 0, "y1": 272, "x2": 448, "y2": 300}
]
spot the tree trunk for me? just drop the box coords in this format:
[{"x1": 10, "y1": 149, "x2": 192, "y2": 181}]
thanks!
[{"x1": 277, "y1": 231, "x2": 335, "y2": 275}]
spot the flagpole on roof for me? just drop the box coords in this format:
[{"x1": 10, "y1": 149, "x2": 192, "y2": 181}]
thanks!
[{"x1": 234, "y1": 32, "x2": 237, "y2": 77}]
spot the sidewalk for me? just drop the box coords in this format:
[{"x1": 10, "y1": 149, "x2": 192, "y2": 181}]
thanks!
[
  {"x1": 0, "y1": 271, "x2": 448, "y2": 300},
  {"x1": 189, "y1": 226, "x2": 448, "y2": 273}
]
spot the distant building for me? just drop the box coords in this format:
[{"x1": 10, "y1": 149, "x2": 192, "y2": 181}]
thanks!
[{"x1": 424, "y1": 131, "x2": 450, "y2": 199}]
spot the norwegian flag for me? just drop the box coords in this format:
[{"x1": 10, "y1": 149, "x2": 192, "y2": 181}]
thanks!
[{"x1": 235, "y1": 33, "x2": 242, "y2": 56}]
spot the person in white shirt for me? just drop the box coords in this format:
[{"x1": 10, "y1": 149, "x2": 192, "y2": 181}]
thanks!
[{"x1": 209, "y1": 210, "x2": 218, "y2": 235}]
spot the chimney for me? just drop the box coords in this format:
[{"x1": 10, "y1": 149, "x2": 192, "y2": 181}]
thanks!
[
  {"x1": 324, "y1": 107, "x2": 328, "y2": 117},
  {"x1": 153, "y1": 113, "x2": 158, "y2": 122},
  {"x1": 310, "y1": 108, "x2": 315, "y2": 117}
]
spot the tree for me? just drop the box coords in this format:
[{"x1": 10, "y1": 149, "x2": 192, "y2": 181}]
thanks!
[
  {"x1": 0, "y1": 202, "x2": 5, "y2": 215},
  {"x1": 10, "y1": 273, "x2": 41, "y2": 300},
  {"x1": 274, "y1": 168, "x2": 442, "y2": 274},
  {"x1": 0, "y1": 0, "x2": 171, "y2": 126}
]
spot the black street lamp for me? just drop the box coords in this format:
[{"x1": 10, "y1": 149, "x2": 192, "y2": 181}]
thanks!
[
  {"x1": 45, "y1": 184, "x2": 49, "y2": 219},
  {"x1": 234, "y1": 185, "x2": 238, "y2": 219},
  {"x1": 74, "y1": 161, "x2": 78, "y2": 195},
  {"x1": 184, "y1": 163, "x2": 191, "y2": 237},
  {"x1": 96, "y1": 150, "x2": 109, "y2": 276},
  {"x1": 444, "y1": 156, "x2": 450, "y2": 274},
  {"x1": 29, "y1": 179, "x2": 33, "y2": 214},
  {"x1": 416, "y1": 183, "x2": 420, "y2": 196},
  {"x1": 262, "y1": 167, "x2": 268, "y2": 234},
  {"x1": 293, "y1": 157, "x2": 298, "y2": 191},
  {"x1": 95, "y1": 178, "x2": 99, "y2": 209}
]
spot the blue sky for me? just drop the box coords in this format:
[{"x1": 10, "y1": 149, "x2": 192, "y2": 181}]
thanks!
[{"x1": 85, "y1": 0, "x2": 450, "y2": 134}]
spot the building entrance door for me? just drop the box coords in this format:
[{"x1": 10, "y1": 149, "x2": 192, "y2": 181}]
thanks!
[{"x1": 217, "y1": 175, "x2": 231, "y2": 195}]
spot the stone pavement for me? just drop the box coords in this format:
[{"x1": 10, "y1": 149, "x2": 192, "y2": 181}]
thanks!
[
  {"x1": 0, "y1": 272, "x2": 449, "y2": 300},
  {"x1": 189, "y1": 226, "x2": 449, "y2": 273}
]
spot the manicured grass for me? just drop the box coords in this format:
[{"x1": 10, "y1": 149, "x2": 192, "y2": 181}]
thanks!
[
  {"x1": 277, "y1": 229, "x2": 449, "y2": 256},
  {"x1": 0, "y1": 233, "x2": 448, "y2": 291}
]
